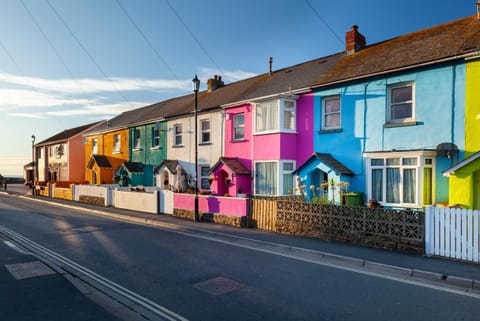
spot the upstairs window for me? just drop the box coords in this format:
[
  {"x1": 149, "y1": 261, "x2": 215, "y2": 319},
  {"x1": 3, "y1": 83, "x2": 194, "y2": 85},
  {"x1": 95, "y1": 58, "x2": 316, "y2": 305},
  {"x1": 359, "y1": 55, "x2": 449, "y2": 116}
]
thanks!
[
  {"x1": 322, "y1": 96, "x2": 341, "y2": 130},
  {"x1": 152, "y1": 127, "x2": 160, "y2": 148},
  {"x1": 201, "y1": 119, "x2": 211, "y2": 143},
  {"x1": 233, "y1": 113, "x2": 245, "y2": 140},
  {"x1": 255, "y1": 98, "x2": 296, "y2": 134},
  {"x1": 174, "y1": 124, "x2": 183, "y2": 146},
  {"x1": 387, "y1": 82, "x2": 415, "y2": 123},
  {"x1": 133, "y1": 129, "x2": 141, "y2": 149},
  {"x1": 91, "y1": 138, "x2": 98, "y2": 155},
  {"x1": 113, "y1": 134, "x2": 121, "y2": 153}
]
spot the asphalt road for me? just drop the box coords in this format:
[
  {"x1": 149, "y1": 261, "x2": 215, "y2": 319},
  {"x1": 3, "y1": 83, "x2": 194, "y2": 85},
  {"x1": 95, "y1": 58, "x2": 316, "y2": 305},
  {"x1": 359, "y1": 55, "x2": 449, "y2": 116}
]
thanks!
[{"x1": 1, "y1": 194, "x2": 479, "y2": 321}]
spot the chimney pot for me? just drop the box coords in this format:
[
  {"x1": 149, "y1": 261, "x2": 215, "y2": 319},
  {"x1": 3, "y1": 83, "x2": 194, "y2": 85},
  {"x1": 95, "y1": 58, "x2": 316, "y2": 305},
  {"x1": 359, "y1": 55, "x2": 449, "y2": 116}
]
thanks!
[{"x1": 207, "y1": 75, "x2": 225, "y2": 92}]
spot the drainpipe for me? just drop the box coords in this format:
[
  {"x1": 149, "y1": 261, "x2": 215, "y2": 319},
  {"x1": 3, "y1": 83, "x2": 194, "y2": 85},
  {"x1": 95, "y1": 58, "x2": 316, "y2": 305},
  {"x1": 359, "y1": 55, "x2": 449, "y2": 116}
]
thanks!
[{"x1": 450, "y1": 63, "x2": 457, "y2": 165}]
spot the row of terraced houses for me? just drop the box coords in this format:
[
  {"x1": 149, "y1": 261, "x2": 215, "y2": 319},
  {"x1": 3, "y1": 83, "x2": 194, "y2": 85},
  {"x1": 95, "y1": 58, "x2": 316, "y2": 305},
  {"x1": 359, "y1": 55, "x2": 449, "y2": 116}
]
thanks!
[{"x1": 31, "y1": 14, "x2": 480, "y2": 214}]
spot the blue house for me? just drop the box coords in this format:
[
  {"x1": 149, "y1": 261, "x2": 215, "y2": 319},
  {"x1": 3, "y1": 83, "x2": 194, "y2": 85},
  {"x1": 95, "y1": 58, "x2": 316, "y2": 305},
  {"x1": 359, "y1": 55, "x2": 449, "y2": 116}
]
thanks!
[{"x1": 296, "y1": 16, "x2": 480, "y2": 208}]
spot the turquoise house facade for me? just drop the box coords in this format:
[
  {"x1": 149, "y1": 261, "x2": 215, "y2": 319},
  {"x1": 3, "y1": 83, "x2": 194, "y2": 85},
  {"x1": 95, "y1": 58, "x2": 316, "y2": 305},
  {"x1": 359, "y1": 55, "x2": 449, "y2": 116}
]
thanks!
[{"x1": 129, "y1": 121, "x2": 168, "y2": 186}]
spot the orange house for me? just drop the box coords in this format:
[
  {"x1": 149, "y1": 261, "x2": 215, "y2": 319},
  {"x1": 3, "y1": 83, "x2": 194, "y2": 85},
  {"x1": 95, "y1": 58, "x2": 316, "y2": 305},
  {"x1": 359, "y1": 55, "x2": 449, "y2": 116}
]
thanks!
[{"x1": 84, "y1": 127, "x2": 129, "y2": 184}]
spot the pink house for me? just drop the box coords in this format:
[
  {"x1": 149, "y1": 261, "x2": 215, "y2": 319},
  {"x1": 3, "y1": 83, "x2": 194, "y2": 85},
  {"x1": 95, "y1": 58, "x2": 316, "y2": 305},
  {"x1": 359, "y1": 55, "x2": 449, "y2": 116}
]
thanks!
[{"x1": 210, "y1": 93, "x2": 315, "y2": 196}]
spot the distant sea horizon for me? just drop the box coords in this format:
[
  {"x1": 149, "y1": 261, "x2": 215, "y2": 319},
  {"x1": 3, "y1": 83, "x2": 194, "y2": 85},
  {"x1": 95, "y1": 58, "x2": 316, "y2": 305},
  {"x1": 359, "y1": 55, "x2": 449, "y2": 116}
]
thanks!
[{"x1": 0, "y1": 155, "x2": 30, "y2": 177}]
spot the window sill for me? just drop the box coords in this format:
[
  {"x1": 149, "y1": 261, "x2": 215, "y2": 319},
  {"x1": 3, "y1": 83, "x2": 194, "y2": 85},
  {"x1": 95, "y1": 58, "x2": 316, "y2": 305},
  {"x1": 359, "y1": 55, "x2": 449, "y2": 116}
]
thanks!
[
  {"x1": 383, "y1": 121, "x2": 422, "y2": 128},
  {"x1": 132, "y1": 148, "x2": 142, "y2": 151},
  {"x1": 230, "y1": 139, "x2": 246, "y2": 143},
  {"x1": 112, "y1": 151, "x2": 121, "y2": 154},
  {"x1": 199, "y1": 142, "x2": 212, "y2": 146},
  {"x1": 150, "y1": 146, "x2": 161, "y2": 150},
  {"x1": 172, "y1": 145, "x2": 184, "y2": 149},
  {"x1": 319, "y1": 128, "x2": 343, "y2": 134}
]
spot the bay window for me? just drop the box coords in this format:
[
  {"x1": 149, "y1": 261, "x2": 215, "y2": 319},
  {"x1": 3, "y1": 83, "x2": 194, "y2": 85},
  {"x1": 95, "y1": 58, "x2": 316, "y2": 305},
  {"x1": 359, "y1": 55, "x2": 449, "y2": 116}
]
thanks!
[
  {"x1": 254, "y1": 98, "x2": 296, "y2": 134},
  {"x1": 366, "y1": 151, "x2": 434, "y2": 207},
  {"x1": 255, "y1": 160, "x2": 295, "y2": 196}
]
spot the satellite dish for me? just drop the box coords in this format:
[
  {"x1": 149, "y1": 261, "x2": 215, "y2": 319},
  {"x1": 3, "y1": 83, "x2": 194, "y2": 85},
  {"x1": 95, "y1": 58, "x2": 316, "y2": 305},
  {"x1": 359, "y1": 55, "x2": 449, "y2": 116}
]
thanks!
[{"x1": 436, "y1": 142, "x2": 458, "y2": 158}]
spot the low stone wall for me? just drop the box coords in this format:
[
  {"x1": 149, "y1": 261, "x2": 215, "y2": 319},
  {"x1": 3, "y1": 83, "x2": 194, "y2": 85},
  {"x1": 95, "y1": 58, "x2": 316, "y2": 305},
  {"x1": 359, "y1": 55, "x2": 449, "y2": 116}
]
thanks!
[
  {"x1": 173, "y1": 209, "x2": 248, "y2": 227},
  {"x1": 275, "y1": 201, "x2": 425, "y2": 255},
  {"x1": 79, "y1": 195, "x2": 105, "y2": 206}
]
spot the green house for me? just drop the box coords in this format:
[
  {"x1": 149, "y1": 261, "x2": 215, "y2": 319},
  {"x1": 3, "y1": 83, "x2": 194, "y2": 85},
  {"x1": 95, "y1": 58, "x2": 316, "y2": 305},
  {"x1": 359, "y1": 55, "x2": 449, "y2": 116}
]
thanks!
[{"x1": 129, "y1": 121, "x2": 168, "y2": 186}]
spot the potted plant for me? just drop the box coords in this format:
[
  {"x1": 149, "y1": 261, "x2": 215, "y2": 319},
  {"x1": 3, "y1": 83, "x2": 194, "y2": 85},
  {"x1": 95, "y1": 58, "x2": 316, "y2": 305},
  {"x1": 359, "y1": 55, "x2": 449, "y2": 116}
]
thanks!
[{"x1": 225, "y1": 177, "x2": 231, "y2": 186}]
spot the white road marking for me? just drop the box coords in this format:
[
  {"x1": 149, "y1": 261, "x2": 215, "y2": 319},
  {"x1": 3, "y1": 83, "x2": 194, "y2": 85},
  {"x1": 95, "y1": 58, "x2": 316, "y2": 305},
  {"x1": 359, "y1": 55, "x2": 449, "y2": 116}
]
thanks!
[
  {"x1": 0, "y1": 225, "x2": 188, "y2": 321},
  {"x1": 3, "y1": 240, "x2": 32, "y2": 255}
]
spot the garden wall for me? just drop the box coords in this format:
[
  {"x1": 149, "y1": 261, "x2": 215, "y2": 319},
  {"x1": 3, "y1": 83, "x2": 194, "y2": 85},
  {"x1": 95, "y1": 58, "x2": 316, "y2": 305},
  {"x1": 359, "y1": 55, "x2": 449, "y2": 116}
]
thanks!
[{"x1": 275, "y1": 201, "x2": 425, "y2": 254}]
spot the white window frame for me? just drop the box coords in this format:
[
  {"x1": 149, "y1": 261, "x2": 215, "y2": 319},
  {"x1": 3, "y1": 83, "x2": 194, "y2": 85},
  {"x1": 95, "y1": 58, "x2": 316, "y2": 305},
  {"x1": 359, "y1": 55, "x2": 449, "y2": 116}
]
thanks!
[
  {"x1": 254, "y1": 160, "x2": 296, "y2": 196},
  {"x1": 152, "y1": 127, "x2": 160, "y2": 149},
  {"x1": 322, "y1": 96, "x2": 341, "y2": 130},
  {"x1": 387, "y1": 82, "x2": 415, "y2": 123},
  {"x1": 200, "y1": 165, "x2": 210, "y2": 190},
  {"x1": 113, "y1": 134, "x2": 121, "y2": 154},
  {"x1": 133, "y1": 129, "x2": 141, "y2": 150},
  {"x1": 365, "y1": 151, "x2": 435, "y2": 208},
  {"x1": 254, "y1": 98, "x2": 297, "y2": 135},
  {"x1": 91, "y1": 138, "x2": 98, "y2": 155},
  {"x1": 173, "y1": 124, "x2": 183, "y2": 147},
  {"x1": 233, "y1": 113, "x2": 245, "y2": 141},
  {"x1": 200, "y1": 119, "x2": 211, "y2": 144}
]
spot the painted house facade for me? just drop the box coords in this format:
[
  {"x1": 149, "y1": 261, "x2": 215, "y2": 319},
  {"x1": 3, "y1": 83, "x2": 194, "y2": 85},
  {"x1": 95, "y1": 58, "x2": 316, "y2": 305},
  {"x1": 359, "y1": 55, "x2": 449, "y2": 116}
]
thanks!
[
  {"x1": 443, "y1": 58, "x2": 480, "y2": 209},
  {"x1": 296, "y1": 16, "x2": 480, "y2": 208},
  {"x1": 212, "y1": 55, "x2": 341, "y2": 197},
  {"x1": 35, "y1": 121, "x2": 103, "y2": 183}
]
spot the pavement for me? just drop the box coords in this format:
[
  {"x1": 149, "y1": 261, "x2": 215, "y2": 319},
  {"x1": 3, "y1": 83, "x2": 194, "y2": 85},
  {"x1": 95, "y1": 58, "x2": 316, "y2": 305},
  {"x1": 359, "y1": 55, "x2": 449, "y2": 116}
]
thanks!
[{"x1": 1, "y1": 184, "x2": 480, "y2": 320}]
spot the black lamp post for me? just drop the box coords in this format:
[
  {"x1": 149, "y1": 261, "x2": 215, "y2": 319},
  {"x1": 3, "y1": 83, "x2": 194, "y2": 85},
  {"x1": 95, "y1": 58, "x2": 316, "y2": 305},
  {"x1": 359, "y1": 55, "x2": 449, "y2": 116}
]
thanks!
[
  {"x1": 31, "y1": 134, "x2": 35, "y2": 196},
  {"x1": 192, "y1": 75, "x2": 200, "y2": 222}
]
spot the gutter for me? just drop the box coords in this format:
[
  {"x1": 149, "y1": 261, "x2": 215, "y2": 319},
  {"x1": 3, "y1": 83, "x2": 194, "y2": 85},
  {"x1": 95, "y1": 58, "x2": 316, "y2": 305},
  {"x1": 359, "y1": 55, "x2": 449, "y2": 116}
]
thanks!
[
  {"x1": 220, "y1": 87, "x2": 311, "y2": 108},
  {"x1": 311, "y1": 51, "x2": 480, "y2": 90}
]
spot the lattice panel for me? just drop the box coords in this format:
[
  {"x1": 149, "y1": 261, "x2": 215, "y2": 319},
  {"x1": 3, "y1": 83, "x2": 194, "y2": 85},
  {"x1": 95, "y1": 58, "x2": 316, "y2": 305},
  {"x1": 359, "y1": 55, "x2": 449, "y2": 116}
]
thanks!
[{"x1": 277, "y1": 201, "x2": 424, "y2": 241}]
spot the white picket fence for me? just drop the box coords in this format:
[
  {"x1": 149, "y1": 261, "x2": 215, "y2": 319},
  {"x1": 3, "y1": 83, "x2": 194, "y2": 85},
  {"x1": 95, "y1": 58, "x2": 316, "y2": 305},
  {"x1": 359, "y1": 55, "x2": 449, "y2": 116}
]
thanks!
[{"x1": 425, "y1": 207, "x2": 479, "y2": 262}]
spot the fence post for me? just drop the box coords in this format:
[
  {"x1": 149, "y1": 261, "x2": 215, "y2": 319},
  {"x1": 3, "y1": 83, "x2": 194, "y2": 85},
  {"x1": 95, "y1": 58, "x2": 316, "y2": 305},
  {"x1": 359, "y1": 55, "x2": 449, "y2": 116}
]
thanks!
[{"x1": 425, "y1": 206, "x2": 433, "y2": 255}]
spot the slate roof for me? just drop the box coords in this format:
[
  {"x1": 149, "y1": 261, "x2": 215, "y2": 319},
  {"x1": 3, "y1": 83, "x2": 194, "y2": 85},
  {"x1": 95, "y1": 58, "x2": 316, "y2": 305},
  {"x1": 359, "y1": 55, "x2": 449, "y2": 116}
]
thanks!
[
  {"x1": 83, "y1": 14, "x2": 480, "y2": 134},
  {"x1": 87, "y1": 155, "x2": 112, "y2": 169},
  {"x1": 210, "y1": 157, "x2": 251, "y2": 175},
  {"x1": 122, "y1": 162, "x2": 144, "y2": 174},
  {"x1": 315, "y1": 15, "x2": 480, "y2": 87},
  {"x1": 154, "y1": 159, "x2": 185, "y2": 174},
  {"x1": 294, "y1": 153, "x2": 354, "y2": 176},
  {"x1": 37, "y1": 121, "x2": 103, "y2": 145}
]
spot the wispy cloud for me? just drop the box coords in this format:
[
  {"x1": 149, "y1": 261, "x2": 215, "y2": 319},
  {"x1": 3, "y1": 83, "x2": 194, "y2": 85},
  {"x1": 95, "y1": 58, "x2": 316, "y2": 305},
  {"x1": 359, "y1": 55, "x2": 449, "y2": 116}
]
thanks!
[
  {"x1": 0, "y1": 72, "x2": 191, "y2": 94},
  {"x1": 0, "y1": 89, "x2": 94, "y2": 109},
  {"x1": 199, "y1": 67, "x2": 257, "y2": 83},
  {"x1": 0, "y1": 68, "x2": 257, "y2": 120}
]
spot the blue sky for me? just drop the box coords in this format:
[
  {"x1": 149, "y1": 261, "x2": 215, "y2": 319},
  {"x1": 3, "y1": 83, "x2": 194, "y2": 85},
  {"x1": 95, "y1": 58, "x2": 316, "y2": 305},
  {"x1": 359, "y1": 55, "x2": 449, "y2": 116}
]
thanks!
[{"x1": 0, "y1": 0, "x2": 476, "y2": 175}]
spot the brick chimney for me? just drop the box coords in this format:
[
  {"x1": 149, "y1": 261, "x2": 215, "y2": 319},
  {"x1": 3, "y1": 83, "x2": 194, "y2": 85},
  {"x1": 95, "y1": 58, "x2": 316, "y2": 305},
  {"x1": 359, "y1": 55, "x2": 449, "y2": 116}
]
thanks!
[
  {"x1": 207, "y1": 75, "x2": 224, "y2": 92},
  {"x1": 345, "y1": 25, "x2": 366, "y2": 55}
]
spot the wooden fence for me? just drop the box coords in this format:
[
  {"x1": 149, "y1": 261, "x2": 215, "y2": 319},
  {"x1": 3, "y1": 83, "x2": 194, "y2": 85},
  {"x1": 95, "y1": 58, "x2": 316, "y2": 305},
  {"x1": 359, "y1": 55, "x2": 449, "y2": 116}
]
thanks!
[
  {"x1": 249, "y1": 198, "x2": 277, "y2": 231},
  {"x1": 425, "y1": 206, "x2": 479, "y2": 262}
]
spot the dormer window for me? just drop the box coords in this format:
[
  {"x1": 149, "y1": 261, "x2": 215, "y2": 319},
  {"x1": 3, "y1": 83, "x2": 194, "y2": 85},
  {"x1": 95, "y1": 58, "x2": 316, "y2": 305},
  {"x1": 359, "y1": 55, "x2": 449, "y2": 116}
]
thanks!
[{"x1": 254, "y1": 98, "x2": 296, "y2": 135}]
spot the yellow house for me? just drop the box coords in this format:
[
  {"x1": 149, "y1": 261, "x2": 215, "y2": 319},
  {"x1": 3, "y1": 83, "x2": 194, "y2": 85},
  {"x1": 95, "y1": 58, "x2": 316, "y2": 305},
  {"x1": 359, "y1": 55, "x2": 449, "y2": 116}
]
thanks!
[
  {"x1": 84, "y1": 128, "x2": 129, "y2": 184},
  {"x1": 443, "y1": 59, "x2": 480, "y2": 209}
]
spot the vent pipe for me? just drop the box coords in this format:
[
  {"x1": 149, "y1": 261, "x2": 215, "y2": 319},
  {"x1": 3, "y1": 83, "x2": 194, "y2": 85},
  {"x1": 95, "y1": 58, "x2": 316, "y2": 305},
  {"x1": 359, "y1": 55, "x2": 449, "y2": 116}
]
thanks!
[{"x1": 269, "y1": 57, "x2": 273, "y2": 75}]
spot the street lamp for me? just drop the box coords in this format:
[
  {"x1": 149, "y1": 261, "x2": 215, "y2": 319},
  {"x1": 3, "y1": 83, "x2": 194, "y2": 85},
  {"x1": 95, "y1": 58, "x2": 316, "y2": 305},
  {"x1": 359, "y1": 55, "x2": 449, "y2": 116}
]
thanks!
[
  {"x1": 31, "y1": 134, "x2": 35, "y2": 196},
  {"x1": 192, "y1": 75, "x2": 200, "y2": 222}
]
